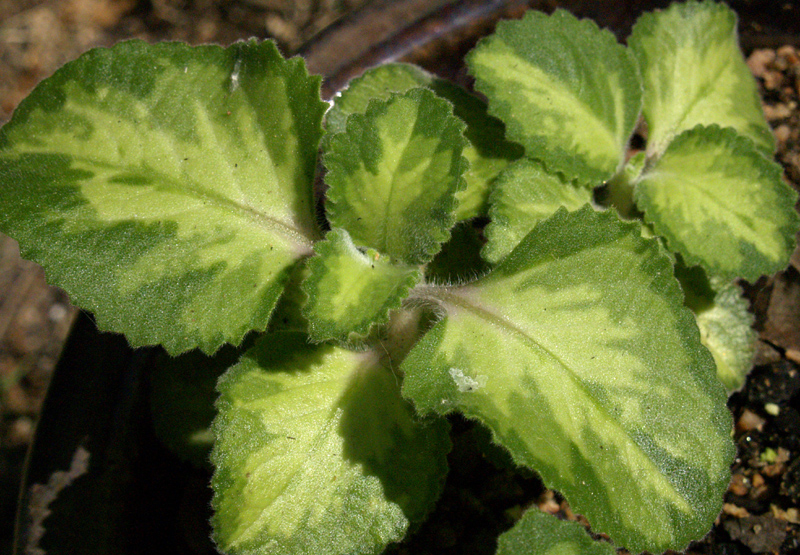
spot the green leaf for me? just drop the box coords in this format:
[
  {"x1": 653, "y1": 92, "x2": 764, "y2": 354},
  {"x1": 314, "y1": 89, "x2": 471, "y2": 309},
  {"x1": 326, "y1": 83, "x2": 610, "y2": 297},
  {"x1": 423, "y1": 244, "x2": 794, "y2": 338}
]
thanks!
[
  {"x1": 211, "y1": 332, "x2": 450, "y2": 555},
  {"x1": 483, "y1": 159, "x2": 593, "y2": 264},
  {"x1": 325, "y1": 64, "x2": 432, "y2": 139},
  {"x1": 325, "y1": 88, "x2": 467, "y2": 265},
  {"x1": 301, "y1": 228, "x2": 421, "y2": 343},
  {"x1": 677, "y1": 264, "x2": 755, "y2": 392},
  {"x1": 630, "y1": 0, "x2": 774, "y2": 157},
  {"x1": 326, "y1": 63, "x2": 522, "y2": 221},
  {"x1": 0, "y1": 39, "x2": 325, "y2": 355},
  {"x1": 696, "y1": 284, "x2": 755, "y2": 392},
  {"x1": 402, "y1": 206, "x2": 734, "y2": 553},
  {"x1": 635, "y1": 125, "x2": 800, "y2": 281},
  {"x1": 496, "y1": 509, "x2": 616, "y2": 555},
  {"x1": 467, "y1": 9, "x2": 642, "y2": 184}
]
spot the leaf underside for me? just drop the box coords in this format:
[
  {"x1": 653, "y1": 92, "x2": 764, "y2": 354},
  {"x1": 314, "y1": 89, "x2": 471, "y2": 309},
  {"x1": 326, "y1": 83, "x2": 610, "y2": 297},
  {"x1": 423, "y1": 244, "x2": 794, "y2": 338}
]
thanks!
[
  {"x1": 324, "y1": 88, "x2": 467, "y2": 265},
  {"x1": 496, "y1": 508, "x2": 616, "y2": 555},
  {"x1": 467, "y1": 9, "x2": 642, "y2": 184},
  {"x1": 302, "y1": 228, "x2": 421, "y2": 343},
  {"x1": 630, "y1": 0, "x2": 774, "y2": 157},
  {"x1": 327, "y1": 63, "x2": 522, "y2": 221},
  {"x1": 635, "y1": 125, "x2": 800, "y2": 282},
  {"x1": 402, "y1": 206, "x2": 734, "y2": 553},
  {"x1": 0, "y1": 39, "x2": 326, "y2": 355},
  {"x1": 212, "y1": 332, "x2": 450, "y2": 555},
  {"x1": 483, "y1": 159, "x2": 593, "y2": 264}
]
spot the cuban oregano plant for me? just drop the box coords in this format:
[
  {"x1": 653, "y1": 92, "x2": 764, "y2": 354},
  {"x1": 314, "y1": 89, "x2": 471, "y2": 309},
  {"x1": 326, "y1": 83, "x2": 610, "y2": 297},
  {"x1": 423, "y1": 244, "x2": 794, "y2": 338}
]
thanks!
[{"x1": 0, "y1": 1, "x2": 797, "y2": 554}]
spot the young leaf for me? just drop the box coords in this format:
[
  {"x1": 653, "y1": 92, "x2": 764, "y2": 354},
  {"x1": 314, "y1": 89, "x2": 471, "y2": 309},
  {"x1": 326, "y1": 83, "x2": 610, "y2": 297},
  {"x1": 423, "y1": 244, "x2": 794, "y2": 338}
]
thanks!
[
  {"x1": 302, "y1": 228, "x2": 421, "y2": 343},
  {"x1": 403, "y1": 206, "x2": 734, "y2": 553},
  {"x1": 496, "y1": 509, "x2": 616, "y2": 555},
  {"x1": 0, "y1": 39, "x2": 326, "y2": 355},
  {"x1": 467, "y1": 9, "x2": 642, "y2": 184},
  {"x1": 630, "y1": 0, "x2": 774, "y2": 157},
  {"x1": 695, "y1": 284, "x2": 756, "y2": 392},
  {"x1": 635, "y1": 125, "x2": 800, "y2": 282},
  {"x1": 677, "y1": 264, "x2": 755, "y2": 392},
  {"x1": 325, "y1": 88, "x2": 467, "y2": 265},
  {"x1": 483, "y1": 159, "x2": 593, "y2": 264},
  {"x1": 212, "y1": 332, "x2": 450, "y2": 555},
  {"x1": 326, "y1": 63, "x2": 522, "y2": 221}
]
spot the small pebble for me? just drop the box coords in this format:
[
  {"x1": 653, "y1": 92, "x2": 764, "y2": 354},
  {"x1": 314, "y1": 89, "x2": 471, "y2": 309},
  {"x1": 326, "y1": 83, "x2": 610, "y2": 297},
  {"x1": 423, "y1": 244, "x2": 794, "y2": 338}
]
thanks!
[
  {"x1": 764, "y1": 402, "x2": 781, "y2": 416},
  {"x1": 786, "y1": 348, "x2": 800, "y2": 364},
  {"x1": 764, "y1": 103, "x2": 792, "y2": 121},
  {"x1": 771, "y1": 504, "x2": 800, "y2": 524},
  {"x1": 723, "y1": 502, "x2": 751, "y2": 518},
  {"x1": 5, "y1": 416, "x2": 34, "y2": 447},
  {"x1": 763, "y1": 70, "x2": 784, "y2": 90},
  {"x1": 774, "y1": 124, "x2": 792, "y2": 145},
  {"x1": 777, "y1": 45, "x2": 800, "y2": 67},
  {"x1": 737, "y1": 408, "x2": 766, "y2": 433},
  {"x1": 730, "y1": 472, "x2": 750, "y2": 496},
  {"x1": 747, "y1": 49, "x2": 776, "y2": 77},
  {"x1": 47, "y1": 303, "x2": 68, "y2": 322},
  {"x1": 537, "y1": 490, "x2": 560, "y2": 514}
]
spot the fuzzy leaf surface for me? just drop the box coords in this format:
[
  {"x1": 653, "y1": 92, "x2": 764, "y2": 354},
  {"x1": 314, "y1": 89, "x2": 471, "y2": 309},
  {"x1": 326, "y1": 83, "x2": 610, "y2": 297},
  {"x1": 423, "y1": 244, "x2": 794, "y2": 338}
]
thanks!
[
  {"x1": 635, "y1": 125, "x2": 799, "y2": 281},
  {"x1": 212, "y1": 332, "x2": 450, "y2": 555},
  {"x1": 0, "y1": 40, "x2": 325, "y2": 355},
  {"x1": 678, "y1": 265, "x2": 755, "y2": 392},
  {"x1": 695, "y1": 284, "x2": 756, "y2": 391},
  {"x1": 302, "y1": 229, "x2": 421, "y2": 342},
  {"x1": 467, "y1": 9, "x2": 641, "y2": 184},
  {"x1": 403, "y1": 207, "x2": 734, "y2": 553},
  {"x1": 327, "y1": 63, "x2": 522, "y2": 221},
  {"x1": 496, "y1": 508, "x2": 616, "y2": 555},
  {"x1": 483, "y1": 159, "x2": 593, "y2": 264},
  {"x1": 325, "y1": 88, "x2": 467, "y2": 264},
  {"x1": 630, "y1": 0, "x2": 773, "y2": 157}
]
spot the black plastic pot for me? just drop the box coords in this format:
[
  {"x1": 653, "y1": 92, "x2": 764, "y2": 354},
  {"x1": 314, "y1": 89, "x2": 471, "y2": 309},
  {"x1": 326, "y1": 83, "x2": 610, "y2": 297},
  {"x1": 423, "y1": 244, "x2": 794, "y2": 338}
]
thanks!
[{"x1": 13, "y1": 1, "x2": 800, "y2": 554}]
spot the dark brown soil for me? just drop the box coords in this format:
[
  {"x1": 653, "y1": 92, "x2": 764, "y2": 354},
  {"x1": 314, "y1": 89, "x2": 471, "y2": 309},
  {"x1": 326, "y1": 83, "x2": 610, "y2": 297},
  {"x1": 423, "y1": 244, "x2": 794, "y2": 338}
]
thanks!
[{"x1": 1, "y1": 2, "x2": 799, "y2": 555}]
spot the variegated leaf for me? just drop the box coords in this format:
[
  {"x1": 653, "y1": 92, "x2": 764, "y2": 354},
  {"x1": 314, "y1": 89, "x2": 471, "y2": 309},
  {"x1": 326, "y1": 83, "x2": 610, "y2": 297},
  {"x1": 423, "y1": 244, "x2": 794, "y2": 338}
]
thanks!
[
  {"x1": 0, "y1": 39, "x2": 325, "y2": 355},
  {"x1": 635, "y1": 125, "x2": 799, "y2": 281},
  {"x1": 483, "y1": 159, "x2": 593, "y2": 264},
  {"x1": 302, "y1": 228, "x2": 421, "y2": 342},
  {"x1": 403, "y1": 206, "x2": 734, "y2": 553},
  {"x1": 212, "y1": 332, "x2": 450, "y2": 555},
  {"x1": 467, "y1": 9, "x2": 642, "y2": 184},
  {"x1": 327, "y1": 63, "x2": 520, "y2": 221},
  {"x1": 630, "y1": 0, "x2": 774, "y2": 157},
  {"x1": 696, "y1": 283, "x2": 756, "y2": 392},
  {"x1": 677, "y1": 264, "x2": 755, "y2": 392},
  {"x1": 325, "y1": 88, "x2": 467, "y2": 265},
  {"x1": 497, "y1": 508, "x2": 616, "y2": 555}
]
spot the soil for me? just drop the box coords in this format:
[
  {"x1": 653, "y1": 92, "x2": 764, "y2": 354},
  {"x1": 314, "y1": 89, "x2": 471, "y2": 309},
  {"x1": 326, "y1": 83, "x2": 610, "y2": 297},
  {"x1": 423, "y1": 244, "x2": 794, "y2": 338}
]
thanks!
[{"x1": 0, "y1": 1, "x2": 799, "y2": 555}]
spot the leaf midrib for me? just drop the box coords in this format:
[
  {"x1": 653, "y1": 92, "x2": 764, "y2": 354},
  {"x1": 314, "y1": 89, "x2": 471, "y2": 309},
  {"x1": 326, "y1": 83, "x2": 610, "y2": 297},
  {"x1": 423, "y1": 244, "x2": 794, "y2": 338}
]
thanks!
[
  {"x1": 424, "y1": 284, "x2": 684, "y2": 500},
  {"x1": 647, "y1": 39, "x2": 730, "y2": 153},
  {"x1": 235, "y1": 376, "x2": 346, "y2": 545},
  {"x1": 73, "y1": 154, "x2": 316, "y2": 252},
  {"x1": 643, "y1": 169, "x2": 769, "y2": 251},
  {"x1": 378, "y1": 109, "x2": 419, "y2": 257}
]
